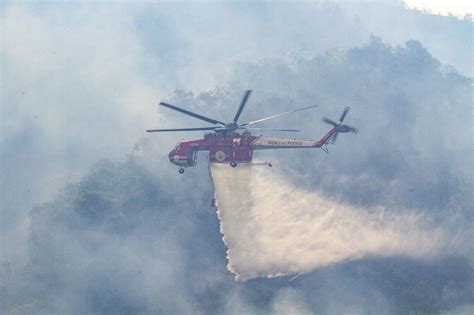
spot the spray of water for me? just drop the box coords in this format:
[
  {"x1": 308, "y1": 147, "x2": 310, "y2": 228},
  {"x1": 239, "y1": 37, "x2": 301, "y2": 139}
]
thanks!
[{"x1": 210, "y1": 163, "x2": 445, "y2": 281}]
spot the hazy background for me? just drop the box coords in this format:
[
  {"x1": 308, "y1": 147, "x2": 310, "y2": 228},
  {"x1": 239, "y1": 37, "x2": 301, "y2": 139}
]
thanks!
[{"x1": 1, "y1": 1, "x2": 473, "y2": 314}]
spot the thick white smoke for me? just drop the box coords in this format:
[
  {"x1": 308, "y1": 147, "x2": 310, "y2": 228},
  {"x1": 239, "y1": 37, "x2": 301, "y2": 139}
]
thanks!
[{"x1": 210, "y1": 163, "x2": 446, "y2": 281}]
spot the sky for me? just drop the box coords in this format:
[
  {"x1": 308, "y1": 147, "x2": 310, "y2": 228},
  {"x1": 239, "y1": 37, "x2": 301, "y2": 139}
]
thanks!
[{"x1": 404, "y1": 0, "x2": 473, "y2": 17}]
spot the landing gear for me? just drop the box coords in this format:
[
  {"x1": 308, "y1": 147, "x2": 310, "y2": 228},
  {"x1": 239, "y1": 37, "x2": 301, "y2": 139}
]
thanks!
[
  {"x1": 268, "y1": 163, "x2": 272, "y2": 167},
  {"x1": 230, "y1": 161, "x2": 237, "y2": 168},
  {"x1": 178, "y1": 168, "x2": 185, "y2": 174}
]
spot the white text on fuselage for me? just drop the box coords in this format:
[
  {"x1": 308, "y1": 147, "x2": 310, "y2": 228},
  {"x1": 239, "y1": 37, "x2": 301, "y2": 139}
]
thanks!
[
  {"x1": 253, "y1": 138, "x2": 312, "y2": 146},
  {"x1": 268, "y1": 140, "x2": 303, "y2": 146}
]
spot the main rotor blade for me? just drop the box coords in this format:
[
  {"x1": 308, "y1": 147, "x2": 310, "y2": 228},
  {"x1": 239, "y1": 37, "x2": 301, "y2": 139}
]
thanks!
[
  {"x1": 243, "y1": 127, "x2": 301, "y2": 132},
  {"x1": 233, "y1": 90, "x2": 252, "y2": 123},
  {"x1": 147, "y1": 127, "x2": 218, "y2": 132},
  {"x1": 339, "y1": 106, "x2": 350, "y2": 122},
  {"x1": 241, "y1": 104, "x2": 318, "y2": 127},
  {"x1": 159, "y1": 102, "x2": 226, "y2": 125}
]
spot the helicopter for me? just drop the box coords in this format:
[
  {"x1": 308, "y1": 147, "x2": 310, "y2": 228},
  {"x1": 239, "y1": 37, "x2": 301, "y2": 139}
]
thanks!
[{"x1": 147, "y1": 90, "x2": 357, "y2": 174}]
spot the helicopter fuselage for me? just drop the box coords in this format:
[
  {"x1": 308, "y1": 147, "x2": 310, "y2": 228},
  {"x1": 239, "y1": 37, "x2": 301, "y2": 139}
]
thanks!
[{"x1": 169, "y1": 134, "x2": 255, "y2": 167}]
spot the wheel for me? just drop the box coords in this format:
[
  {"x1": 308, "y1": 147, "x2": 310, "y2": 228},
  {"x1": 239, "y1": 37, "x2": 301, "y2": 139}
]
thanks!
[
  {"x1": 268, "y1": 163, "x2": 272, "y2": 167},
  {"x1": 178, "y1": 168, "x2": 185, "y2": 174},
  {"x1": 230, "y1": 161, "x2": 237, "y2": 168}
]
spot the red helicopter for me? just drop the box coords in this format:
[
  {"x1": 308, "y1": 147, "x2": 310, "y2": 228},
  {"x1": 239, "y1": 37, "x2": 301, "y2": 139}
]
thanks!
[{"x1": 147, "y1": 90, "x2": 357, "y2": 174}]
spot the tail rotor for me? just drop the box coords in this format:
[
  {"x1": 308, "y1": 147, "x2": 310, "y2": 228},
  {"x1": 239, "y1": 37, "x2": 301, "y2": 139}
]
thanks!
[{"x1": 322, "y1": 106, "x2": 358, "y2": 144}]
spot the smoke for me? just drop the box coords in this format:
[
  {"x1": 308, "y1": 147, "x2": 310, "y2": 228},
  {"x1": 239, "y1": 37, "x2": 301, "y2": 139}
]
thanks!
[
  {"x1": 211, "y1": 163, "x2": 447, "y2": 281},
  {"x1": 1, "y1": 1, "x2": 472, "y2": 313},
  {"x1": 1, "y1": 0, "x2": 471, "y2": 271}
]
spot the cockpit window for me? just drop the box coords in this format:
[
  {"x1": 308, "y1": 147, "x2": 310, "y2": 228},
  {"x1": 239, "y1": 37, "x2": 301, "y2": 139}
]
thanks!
[{"x1": 174, "y1": 143, "x2": 182, "y2": 151}]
